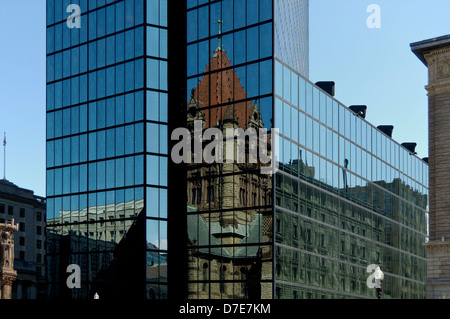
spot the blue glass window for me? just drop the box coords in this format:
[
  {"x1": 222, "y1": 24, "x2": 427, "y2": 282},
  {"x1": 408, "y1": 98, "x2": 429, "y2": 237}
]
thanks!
[
  {"x1": 71, "y1": 136, "x2": 79, "y2": 164},
  {"x1": 55, "y1": 169, "x2": 62, "y2": 195},
  {"x1": 125, "y1": 61, "x2": 134, "y2": 92},
  {"x1": 106, "y1": 129, "x2": 115, "y2": 158},
  {"x1": 115, "y1": 126, "x2": 125, "y2": 156},
  {"x1": 234, "y1": 0, "x2": 245, "y2": 29},
  {"x1": 54, "y1": 139, "x2": 62, "y2": 166},
  {"x1": 116, "y1": 32, "x2": 125, "y2": 63},
  {"x1": 247, "y1": 26, "x2": 259, "y2": 62},
  {"x1": 147, "y1": 155, "x2": 159, "y2": 185},
  {"x1": 47, "y1": 27, "x2": 55, "y2": 54},
  {"x1": 135, "y1": 123, "x2": 144, "y2": 153},
  {"x1": 135, "y1": 59, "x2": 144, "y2": 89},
  {"x1": 116, "y1": 63, "x2": 125, "y2": 94},
  {"x1": 198, "y1": 6, "x2": 209, "y2": 40},
  {"x1": 55, "y1": 53, "x2": 62, "y2": 81},
  {"x1": 125, "y1": 0, "x2": 135, "y2": 29},
  {"x1": 98, "y1": 38, "x2": 106, "y2": 68},
  {"x1": 115, "y1": 95, "x2": 125, "y2": 125},
  {"x1": 125, "y1": 124, "x2": 135, "y2": 155},
  {"x1": 147, "y1": 91, "x2": 159, "y2": 121},
  {"x1": 147, "y1": 123, "x2": 159, "y2": 153},
  {"x1": 125, "y1": 29, "x2": 135, "y2": 60},
  {"x1": 71, "y1": 78, "x2": 79, "y2": 105},
  {"x1": 116, "y1": 1, "x2": 125, "y2": 32},
  {"x1": 147, "y1": 59, "x2": 159, "y2": 89},
  {"x1": 106, "y1": 4, "x2": 115, "y2": 35},
  {"x1": 160, "y1": 0, "x2": 167, "y2": 27},
  {"x1": 89, "y1": 11, "x2": 97, "y2": 40},
  {"x1": 71, "y1": 47, "x2": 80, "y2": 76},
  {"x1": 97, "y1": 100, "x2": 106, "y2": 129},
  {"x1": 80, "y1": 134, "x2": 87, "y2": 162},
  {"x1": 97, "y1": 69, "x2": 106, "y2": 98},
  {"x1": 54, "y1": 23, "x2": 62, "y2": 52},
  {"x1": 260, "y1": 0, "x2": 272, "y2": 22},
  {"x1": 97, "y1": 8, "x2": 106, "y2": 38},
  {"x1": 106, "y1": 66, "x2": 115, "y2": 96},
  {"x1": 115, "y1": 158, "x2": 124, "y2": 188}
]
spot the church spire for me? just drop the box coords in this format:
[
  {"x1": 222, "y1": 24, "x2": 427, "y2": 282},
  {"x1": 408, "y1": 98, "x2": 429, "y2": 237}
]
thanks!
[{"x1": 215, "y1": 10, "x2": 225, "y2": 50}]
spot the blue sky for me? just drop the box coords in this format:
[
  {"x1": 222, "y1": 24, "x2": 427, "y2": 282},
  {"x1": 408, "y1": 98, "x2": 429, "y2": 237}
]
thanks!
[
  {"x1": 309, "y1": 0, "x2": 450, "y2": 162},
  {"x1": 0, "y1": 0, "x2": 46, "y2": 196},
  {"x1": 0, "y1": 0, "x2": 448, "y2": 197}
]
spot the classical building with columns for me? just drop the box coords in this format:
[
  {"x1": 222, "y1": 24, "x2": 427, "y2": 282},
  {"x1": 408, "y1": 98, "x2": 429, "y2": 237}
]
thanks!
[{"x1": 411, "y1": 34, "x2": 450, "y2": 299}]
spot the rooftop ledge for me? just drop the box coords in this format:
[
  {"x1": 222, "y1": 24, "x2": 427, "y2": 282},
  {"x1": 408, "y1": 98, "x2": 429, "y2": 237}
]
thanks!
[{"x1": 411, "y1": 34, "x2": 450, "y2": 66}]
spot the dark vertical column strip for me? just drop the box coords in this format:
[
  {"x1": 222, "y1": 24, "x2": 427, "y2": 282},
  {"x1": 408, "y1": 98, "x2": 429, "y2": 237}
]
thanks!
[{"x1": 167, "y1": 0, "x2": 188, "y2": 300}]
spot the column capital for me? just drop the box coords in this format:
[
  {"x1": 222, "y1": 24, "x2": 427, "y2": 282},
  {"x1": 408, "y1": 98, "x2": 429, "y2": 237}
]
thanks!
[{"x1": 1, "y1": 273, "x2": 16, "y2": 285}]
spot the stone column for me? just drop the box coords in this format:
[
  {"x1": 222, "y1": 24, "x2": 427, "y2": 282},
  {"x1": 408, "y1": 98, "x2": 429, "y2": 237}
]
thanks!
[
  {"x1": 1, "y1": 275, "x2": 16, "y2": 299},
  {"x1": 411, "y1": 35, "x2": 450, "y2": 299}
]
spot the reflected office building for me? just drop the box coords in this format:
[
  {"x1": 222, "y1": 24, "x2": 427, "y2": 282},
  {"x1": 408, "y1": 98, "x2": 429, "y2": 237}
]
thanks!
[
  {"x1": 271, "y1": 64, "x2": 428, "y2": 297},
  {"x1": 46, "y1": 0, "x2": 427, "y2": 300}
]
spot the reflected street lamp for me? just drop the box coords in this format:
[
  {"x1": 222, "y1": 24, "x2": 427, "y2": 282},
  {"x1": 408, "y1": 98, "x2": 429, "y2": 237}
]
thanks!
[{"x1": 374, "y1": 267, "x2": 384, "y2": 299}]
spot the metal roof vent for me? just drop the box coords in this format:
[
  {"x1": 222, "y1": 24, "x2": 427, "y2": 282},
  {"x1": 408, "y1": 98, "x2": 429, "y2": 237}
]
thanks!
[
  {"x1": 402, "y1": 142, "x2": 417, "y2": 154},
  {"x1": 349, "y1": 105, "x2": 367, "y2": 119},
  {"x1": 377, "y1": 125, "x2": 394, "y2": 138},
  {"x1": 315, "y1": 81, "x2": 335, "y2": 97}
]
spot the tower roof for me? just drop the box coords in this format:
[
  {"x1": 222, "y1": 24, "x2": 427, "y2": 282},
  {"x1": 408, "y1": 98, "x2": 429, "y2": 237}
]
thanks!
[{"x1": 188, "y1": 49, "x2": 257, "y2": 129}]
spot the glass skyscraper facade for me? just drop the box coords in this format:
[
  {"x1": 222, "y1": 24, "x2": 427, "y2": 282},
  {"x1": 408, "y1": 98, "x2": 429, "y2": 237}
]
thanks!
[
  {"x1": 46, "y1": 0, "x2": 169, "y2": 299},
  {"x1": 45, "y1": 0, "x2": 428, "y2": 300},
  {"x1": 274, "y1": 0, "x2": 309, "y2": 78}
]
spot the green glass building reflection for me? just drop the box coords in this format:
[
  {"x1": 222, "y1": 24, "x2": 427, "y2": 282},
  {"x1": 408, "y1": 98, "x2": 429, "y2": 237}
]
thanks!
[{"x1": 273, "y1": 60, "x2": 428, "y2": 299}]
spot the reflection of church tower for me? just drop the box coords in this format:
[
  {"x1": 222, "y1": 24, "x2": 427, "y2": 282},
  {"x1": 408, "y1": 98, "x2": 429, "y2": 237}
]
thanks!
[
  {"x1": 186, "y1": 37, "x2": 273, "y2": 299},
  {"x1": 186, "y1": 46, "x2": 271, "y2": 231}
]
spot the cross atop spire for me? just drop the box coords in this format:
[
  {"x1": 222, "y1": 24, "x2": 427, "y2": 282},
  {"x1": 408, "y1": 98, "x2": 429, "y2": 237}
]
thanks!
[{"x1": 215, "y1": 10, "x2": 225, "y2": 50}]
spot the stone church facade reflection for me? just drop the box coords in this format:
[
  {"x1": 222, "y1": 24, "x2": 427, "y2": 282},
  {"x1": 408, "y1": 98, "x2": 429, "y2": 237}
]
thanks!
[{"x1": 186, "y1": 47, "x2": 273, "y2": 299}]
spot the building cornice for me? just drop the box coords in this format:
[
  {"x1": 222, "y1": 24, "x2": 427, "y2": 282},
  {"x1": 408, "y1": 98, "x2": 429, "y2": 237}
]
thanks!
[
  {"x1": 411, "y1": 34, "x2": 450, "y2": 66},
  {"x1": 424, "y1": 47, "x2": 450, "y2": 60}
]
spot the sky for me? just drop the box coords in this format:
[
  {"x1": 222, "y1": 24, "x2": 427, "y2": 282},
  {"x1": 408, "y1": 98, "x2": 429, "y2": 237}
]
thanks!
[
  {"x1": 0, "y1": 0, "x2": 46, "y2": 196},
  {"x1": 0, "y1": 0, "x2": 448, "y2": 198},
  {"x1": 309, "y1": 0, "x2": 450, "y2": 162}
]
